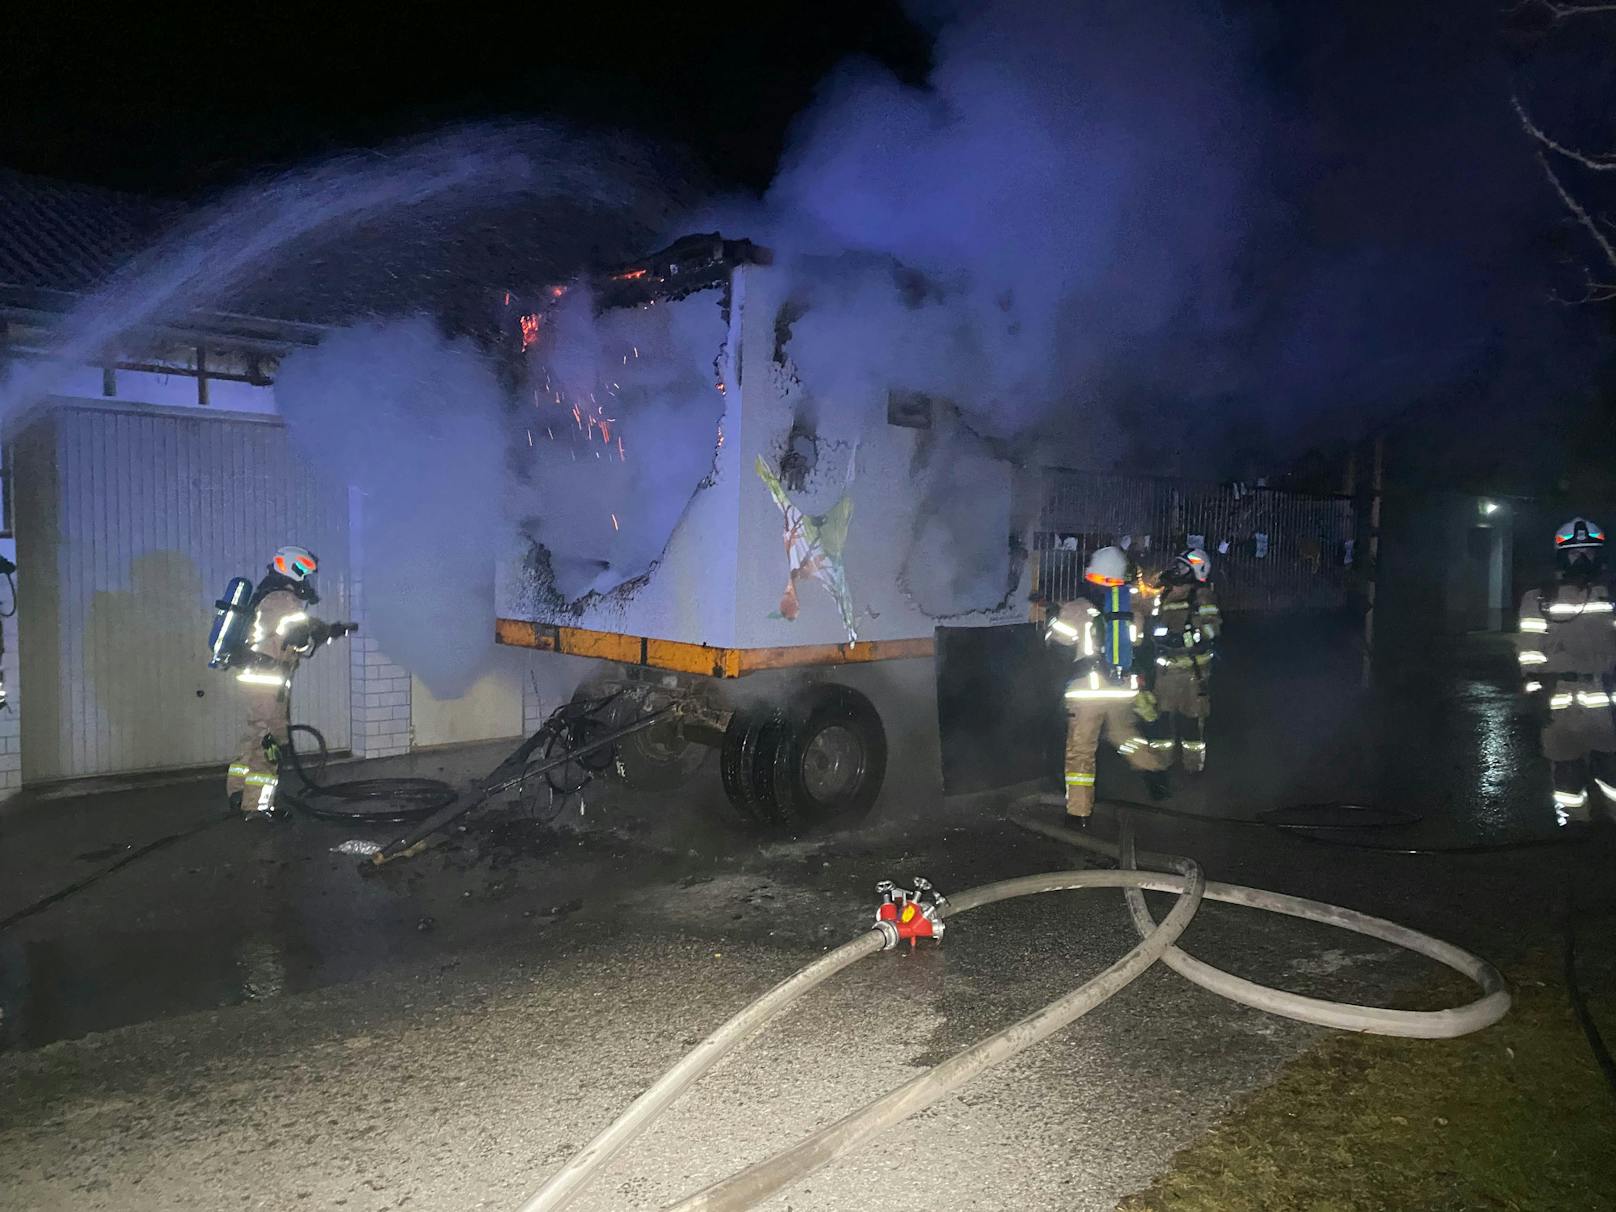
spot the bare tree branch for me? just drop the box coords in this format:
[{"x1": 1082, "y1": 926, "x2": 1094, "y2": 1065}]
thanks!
[
  {"x1": 1533, "y1": 144, "x2": 1616, "y2": 276},
  {"x1": 1513, "y1": 94, "x2": 1616, "y2": 170},
  {"x1": 1513, "y1": 0, "x2": 1616, "y2": 17},
  {"x1": 1548, "y1": 270, "x2": 1616, "y2": 304}
]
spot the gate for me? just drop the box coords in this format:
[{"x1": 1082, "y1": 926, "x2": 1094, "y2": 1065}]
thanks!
[{"x1": 1033, "y1": 468, "x2": 1357, "y2": 613}]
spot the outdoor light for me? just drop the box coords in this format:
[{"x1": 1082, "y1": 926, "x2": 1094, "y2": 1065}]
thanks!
[{"x1": 1480, "y1": 500, "x2": 1500, "y2": 516}]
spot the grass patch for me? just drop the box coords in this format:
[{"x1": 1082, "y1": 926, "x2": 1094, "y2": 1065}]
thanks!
[{"x1": 1119, "y1": 954, "x2": 1616, "y2": 1212}]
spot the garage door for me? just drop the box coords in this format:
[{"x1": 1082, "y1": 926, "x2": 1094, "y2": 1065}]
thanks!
[{"x1": 15, "y1": 402, "x2": 351, "y2": 781}]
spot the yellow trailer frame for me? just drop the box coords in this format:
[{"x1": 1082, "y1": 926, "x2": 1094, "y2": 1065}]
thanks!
[{"x1": 495, "y1": 618, "x2": 934, "y2": 679}]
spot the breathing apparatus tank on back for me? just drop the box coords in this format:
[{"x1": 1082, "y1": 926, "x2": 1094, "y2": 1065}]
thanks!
[
  {"x1": 1085, "y1": 546, "x2": 1134, "y2": 678},
  {"x1": 207, "y1": 576, "x2": 255, "y2": 669}
]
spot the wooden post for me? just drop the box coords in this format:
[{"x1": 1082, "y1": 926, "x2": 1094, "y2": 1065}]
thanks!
[{"x1": 1361, "y1": 434, "x2": 1384, "y2": 688}]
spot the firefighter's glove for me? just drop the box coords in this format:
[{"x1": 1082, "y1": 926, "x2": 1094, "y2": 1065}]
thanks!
[
  {"x1": 321, "y1": 622, "x2": 360, "y2": 646},
  {"x1": 1133, "y1": 689, "x2": 1160, "y2": 724}
]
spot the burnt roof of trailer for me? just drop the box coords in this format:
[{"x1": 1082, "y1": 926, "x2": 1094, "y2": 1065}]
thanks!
[{"x1": 587, "y1": 233, "x2": 770, "y2": 310}]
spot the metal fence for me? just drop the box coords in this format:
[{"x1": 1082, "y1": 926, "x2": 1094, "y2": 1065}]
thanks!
[{"x1": 1033, "y1": 468, "x2": 1358, "y2": 613}]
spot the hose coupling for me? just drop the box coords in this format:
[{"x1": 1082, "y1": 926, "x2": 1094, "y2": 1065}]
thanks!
[{"x1": 874, "y1": 877, "x2": 946, "y2": 950}]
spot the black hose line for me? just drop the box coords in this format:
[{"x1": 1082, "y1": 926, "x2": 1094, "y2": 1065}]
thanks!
[
  {"x1": 278, "y1": 724, "x2": 456, "y2": 823},
  {"x1": 0, "y1": 812, "x2": 233, "y2": 934},
  {"x1": 1563, "y1": 882, "x2": 1616, "y2": 1102},
  {"x1": 1103, "y1": 796, "x2": 1584, "y2": 855}
]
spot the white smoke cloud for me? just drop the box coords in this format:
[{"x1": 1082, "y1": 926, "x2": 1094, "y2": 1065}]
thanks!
[
  {"x1": 749, "y1": 0, "x2": 1262, "y2": 449},
  {"x1": 275, "y1": 319, "x2": 507, "y2": 698}
]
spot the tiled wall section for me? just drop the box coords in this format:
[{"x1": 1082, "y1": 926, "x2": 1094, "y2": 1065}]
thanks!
[{"x1": 347, "y1": 575, "x2": 411, "y2": 758}]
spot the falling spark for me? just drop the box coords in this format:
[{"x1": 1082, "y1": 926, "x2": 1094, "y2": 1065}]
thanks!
[
  {"x1": 519, "y1": 313, "x2": 541, "y2": 349},
  {"x1": 611, "y1": 513, "x2": 620, "y2": 530},
  {"x1": 504, "y1": 291, "x2": 511, "y2": 306},
  {"x1": 617, "y1": 435, "x2": 625, "y2": 460},
  {"x1": 526, "y1": 429, "x2": 533, "y2": 446},
  {"x1": 715, "y1": 380, "x2": 726, "y2": 395},
  {"x1": 547, "y1": 427, "x2": 554, "y2": 440}
]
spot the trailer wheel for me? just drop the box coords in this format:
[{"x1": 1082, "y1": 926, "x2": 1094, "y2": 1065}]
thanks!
[
  {"x1": 617, "y1": 700, "x2": 710, "y2": 791},
  {"x1": 570, "y1": 682, "x2": 710, "y2": 791},
  {"x1": 770, "y1": 684, "x2": 887, "y2": 823},
  {"x1": 719, "y1": 707, "x2": 785, "y2": 826}
]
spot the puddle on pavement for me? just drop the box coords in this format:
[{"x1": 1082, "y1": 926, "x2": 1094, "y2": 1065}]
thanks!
[{"x1": 0, "y1": 927, "x2": 334, "y2": 1052}]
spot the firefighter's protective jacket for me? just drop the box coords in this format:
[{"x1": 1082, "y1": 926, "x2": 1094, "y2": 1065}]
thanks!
[
  {"x1": 237, "y1": 586, "x2": 329, "y2": 688},
  {"x1": 1515, "y1": 581, "x2": 1616, "y2": 685},
  {"x1": 1152, "y1": 581, "x2": 1220, "y2": 672}
]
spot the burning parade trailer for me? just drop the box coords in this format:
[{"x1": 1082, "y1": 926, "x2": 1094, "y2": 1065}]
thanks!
[{"x1": 492, "y1": 234, "x2": 1037, "y2": 825}]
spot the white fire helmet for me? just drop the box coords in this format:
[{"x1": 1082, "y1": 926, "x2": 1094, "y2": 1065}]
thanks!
[
  {"x1": 270, "y1": 545, "x2": 319, "y2": 584},
  {"x1": 1554, "y1": 517, "x2": 1605, "y2": 552},
  {"x1": 1175, "y1": 547, "x2": 1212, "y2": 583},
  {"x1": 1084, "y1": 545, "x2": 1130, "y2": 588}
]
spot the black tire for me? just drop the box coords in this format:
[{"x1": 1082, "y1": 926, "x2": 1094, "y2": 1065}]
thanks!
[
  {"x1": 770, "y1": 683, "x2": 887, "y2": 823},
  {"x1": 719, "y1": 707, "x2": 785, "y2": 826}
]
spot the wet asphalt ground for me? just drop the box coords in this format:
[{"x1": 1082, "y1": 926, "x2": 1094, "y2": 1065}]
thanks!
[{"x1": 1, "y1": 624, "x2": 1613, "y2": 1210}]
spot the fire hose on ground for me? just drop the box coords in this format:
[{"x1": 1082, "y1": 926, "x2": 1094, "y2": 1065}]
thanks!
[{"x1": 516, "y1": 800, "x2": 1510, "y2": 1212}]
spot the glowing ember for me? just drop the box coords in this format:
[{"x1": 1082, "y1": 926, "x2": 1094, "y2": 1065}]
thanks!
[
  {"x1": 519, "y1": 313, "x2": 541, "y2": 349},
  {"x1": 611, "y1": 268, "x2": 648, "y2": 281}
]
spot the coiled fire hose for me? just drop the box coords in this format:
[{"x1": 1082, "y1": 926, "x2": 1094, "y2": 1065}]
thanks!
[{"x1": 517, "y1": 802, "x2": 1510, "y2": 1212}]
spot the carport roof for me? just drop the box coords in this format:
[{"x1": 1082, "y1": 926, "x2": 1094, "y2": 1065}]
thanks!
[{"x1": 0, "y1": 168, "x2": 180, "y2": 295}]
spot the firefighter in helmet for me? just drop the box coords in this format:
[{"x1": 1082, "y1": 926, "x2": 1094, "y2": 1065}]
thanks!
[
  {"x1": 1145, "y1": 547, "x2": 1221, "y2": 773},
  {"x1": 1515, "y1": 517, "x2": 1616, "y2": 826},
  {"x1": 226, "y1": 545, "x2": 354, "y2": 820},
  {"x1": 1045, "y1": 545, "x2": 1169, "y2": 818}
]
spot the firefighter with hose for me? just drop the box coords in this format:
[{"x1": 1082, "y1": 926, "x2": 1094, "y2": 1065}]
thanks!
[
  {"x1": 209, "y1": 545, "x2": 355, "y2": 820},
  {"x1": 1045, "y1": 545, "x2": 1170, "y2": 818}
]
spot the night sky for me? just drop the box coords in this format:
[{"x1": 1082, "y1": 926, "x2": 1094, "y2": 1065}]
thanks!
[{"x1": 0, "y1": 3, "x2": 929, "y2": 196}]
